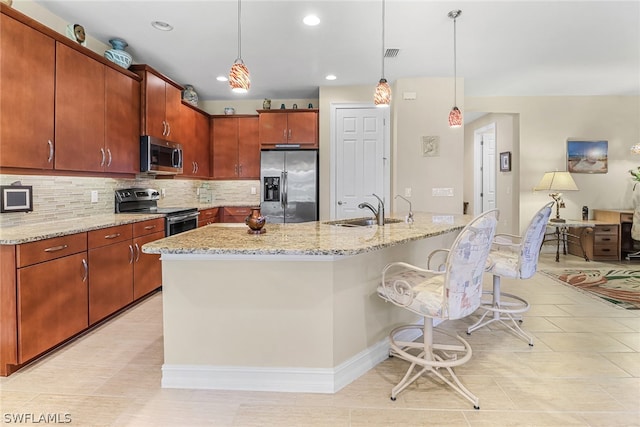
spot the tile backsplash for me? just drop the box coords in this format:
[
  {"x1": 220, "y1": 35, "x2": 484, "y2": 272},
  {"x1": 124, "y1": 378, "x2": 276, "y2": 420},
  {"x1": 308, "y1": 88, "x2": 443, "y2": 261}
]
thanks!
[{"x1": 0, "y1": 174, "x2": 260, "y2": 228}]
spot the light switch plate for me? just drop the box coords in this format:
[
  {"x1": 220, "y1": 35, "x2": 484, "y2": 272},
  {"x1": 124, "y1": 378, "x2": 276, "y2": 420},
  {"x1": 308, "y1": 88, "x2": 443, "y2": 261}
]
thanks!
[{"x1": 90, "y1": 190, "x2": 98, "y2": 203}]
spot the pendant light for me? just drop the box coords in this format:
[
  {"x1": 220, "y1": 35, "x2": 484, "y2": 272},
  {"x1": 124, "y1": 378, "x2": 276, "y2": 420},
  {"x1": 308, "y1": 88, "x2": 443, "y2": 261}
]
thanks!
[
  {"x1": 229, "y1": 0, "x2": 250, "y2": 93},
  {"x1": 631, "y1": 143, "x2": 640, "y2": 154},
  {"x1": 374, "y1": 0, "x2": 391, "y2": 107},
  {"x1": 448, "y1": 10, "x2": 462, "y2": 127}
]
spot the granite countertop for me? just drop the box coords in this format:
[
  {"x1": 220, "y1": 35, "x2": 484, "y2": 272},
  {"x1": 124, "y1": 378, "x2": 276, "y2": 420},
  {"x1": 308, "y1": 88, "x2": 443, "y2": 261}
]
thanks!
[
  {"x1": 142, "y1": 212, "x2": 470, "y2": 257},
  {"x1": 0, "y1": 214, "x2": 163, "y2": 245}
]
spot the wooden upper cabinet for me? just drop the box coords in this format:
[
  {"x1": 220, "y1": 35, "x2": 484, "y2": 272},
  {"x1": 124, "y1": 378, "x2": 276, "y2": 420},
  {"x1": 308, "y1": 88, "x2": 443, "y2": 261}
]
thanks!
[
  {"x1": 105, "y1": 67, "x2": 140, "y2": 174},
  {"x1": 287, "y1": 112, "x2": 317, "y2": 146},
  {"x1": 212, "y1": 116, "x2": 259, "y2": 179},
  {"x1": 238, "y1": 117, "x2": 260, "y2": 178},
  {"x1": 179, "y1": 104, "x2": 210, "y2": 178},
  {"x1": 132, "y1": 65, "x2": 182, "y2": 143},
  {"x1": 212, "y1": 117, "x2": 239, "y2": 179},
  {"x1": 193, "y1": 108, "x2": 211, "y2": 177},
  {"x1": 0, "y1": 14, "x2": 55, "y2": 169},
  {"x1": 54, "y1": 43, "x2": 106, "y2": 172},
  {"x1": 258, "y1": 110, "x2": 318, "y2": 148},
  {"x1": 258, "y1": 112, "x2": 288, "y2": 145}
]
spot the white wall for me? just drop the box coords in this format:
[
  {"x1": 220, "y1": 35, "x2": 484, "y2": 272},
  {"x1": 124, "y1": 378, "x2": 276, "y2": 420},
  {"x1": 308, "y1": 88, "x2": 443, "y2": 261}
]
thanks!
[{"x1": 466, "y1": 96, "x2": 640, "y2": 233}]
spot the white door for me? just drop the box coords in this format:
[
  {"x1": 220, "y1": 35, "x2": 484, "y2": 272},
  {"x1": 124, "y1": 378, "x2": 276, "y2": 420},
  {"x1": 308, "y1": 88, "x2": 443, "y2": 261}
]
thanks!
[
  {"x1": 473, "y1": 123, "x2": 497, "y2": 214},
  {"x1": 334, "y1": 107, "x2": 386, "y2": 219}
]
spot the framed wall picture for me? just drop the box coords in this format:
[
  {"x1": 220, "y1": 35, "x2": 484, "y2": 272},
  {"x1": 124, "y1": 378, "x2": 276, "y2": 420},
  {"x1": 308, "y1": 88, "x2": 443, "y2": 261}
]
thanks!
[
  {"x1": 499, "y1": 151, "x2": 511, "y2": 172},
  {"x1": 0, "y1": 185, "x2": 33, "y2": 213},
  {"x1": 567, "y1": 139, "x2": 608, "y2": 173}
]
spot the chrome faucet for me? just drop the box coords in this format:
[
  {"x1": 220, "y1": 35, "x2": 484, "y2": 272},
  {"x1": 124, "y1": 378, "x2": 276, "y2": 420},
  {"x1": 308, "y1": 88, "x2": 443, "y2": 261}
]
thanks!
[
  {"x1": 358, "y1": 193, "x2": 385, "y2": 226},
  {"x1": 394, "y1": 195, "x2": 414, "y2": 223}
]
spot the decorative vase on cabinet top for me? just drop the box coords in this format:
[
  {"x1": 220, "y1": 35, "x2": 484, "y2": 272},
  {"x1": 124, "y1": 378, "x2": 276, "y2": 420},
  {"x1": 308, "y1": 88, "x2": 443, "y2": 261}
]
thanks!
[
  {"x1": 104, "y1": 38, "x2": 132, "y2": 69},
  {"x1": 245, "y1": 208, "x2": 266, "y2": 234},
  {"x1": 182, "y1": 85, "x2": 199, "y2": 107}
]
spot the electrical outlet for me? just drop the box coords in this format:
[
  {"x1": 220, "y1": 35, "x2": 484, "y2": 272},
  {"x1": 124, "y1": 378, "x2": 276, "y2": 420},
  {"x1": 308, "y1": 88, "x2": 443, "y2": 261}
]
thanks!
[
  {"x1": 432, "y1": 188, "x2": 454, "y2": 197},
  {"x1": 250, "y1": 187, "x2": 257, "y2": 195},
  {"x1": 91, "y1": 190, "x2": 98, "y2": 203},
  {"x1": 161, "y1": 188, "x2": 166, "y2": 198},
  {"x1": 404, "y1": 187, "x2": 412, "y2": 197}
]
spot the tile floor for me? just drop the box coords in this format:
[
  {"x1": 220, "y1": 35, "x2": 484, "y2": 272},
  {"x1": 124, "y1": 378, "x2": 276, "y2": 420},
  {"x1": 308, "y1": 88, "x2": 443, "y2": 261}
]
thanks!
[{"x1": 1, "y1": 254, "x2": 639, "y2": 426}]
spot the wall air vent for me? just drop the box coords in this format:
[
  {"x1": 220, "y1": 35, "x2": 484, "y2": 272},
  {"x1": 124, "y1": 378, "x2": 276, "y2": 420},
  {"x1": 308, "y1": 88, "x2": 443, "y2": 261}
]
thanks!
[{"x1": 384, "y1": 48, "x2": 400, "y2": 58}]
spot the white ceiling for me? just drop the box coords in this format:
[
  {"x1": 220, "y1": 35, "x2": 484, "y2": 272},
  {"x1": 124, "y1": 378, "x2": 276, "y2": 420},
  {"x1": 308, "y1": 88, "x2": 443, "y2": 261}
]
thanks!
[{"x1": 34, "y1": 0, "x2": 640, "y2": 102}]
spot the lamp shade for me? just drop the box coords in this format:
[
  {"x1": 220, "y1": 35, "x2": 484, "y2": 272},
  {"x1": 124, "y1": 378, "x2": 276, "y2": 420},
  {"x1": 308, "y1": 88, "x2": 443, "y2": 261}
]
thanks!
[
  {"x1": 374, "y1": 78, "x2": 391, "y2": 107},
  {"x1": 631, "y1": 143, "x2": 640, "y2": 154},
  {"x1": 534, "y1": 171, "x2": 579, "y2": 192}
]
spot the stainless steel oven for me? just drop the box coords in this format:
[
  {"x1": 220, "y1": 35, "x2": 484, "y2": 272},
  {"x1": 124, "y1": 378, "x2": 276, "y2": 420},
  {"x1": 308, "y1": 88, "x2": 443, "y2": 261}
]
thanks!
[
  {"x1": 165, "y1": 210, "x2": 199, "y2": 236},
  {"x1": 115, "y1": 188, "x2": 198, "y2": 236}
]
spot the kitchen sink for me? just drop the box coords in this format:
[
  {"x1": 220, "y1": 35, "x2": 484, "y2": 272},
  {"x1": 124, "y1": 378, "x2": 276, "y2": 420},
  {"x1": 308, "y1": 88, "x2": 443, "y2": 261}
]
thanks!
[{"x1": 325, "y1": 217, "x2": 404, "y2": 227}]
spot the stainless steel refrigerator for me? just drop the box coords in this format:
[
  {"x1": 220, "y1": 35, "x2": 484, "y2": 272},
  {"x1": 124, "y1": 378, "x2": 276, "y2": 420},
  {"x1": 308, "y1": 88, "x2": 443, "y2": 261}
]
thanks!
[{"x1": 260, "y1": 150, "x2": 318, "y2": 223}]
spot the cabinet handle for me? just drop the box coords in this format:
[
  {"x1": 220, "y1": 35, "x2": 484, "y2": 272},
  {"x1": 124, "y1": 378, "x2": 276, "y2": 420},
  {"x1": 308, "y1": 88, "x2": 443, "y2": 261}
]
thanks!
[
  {"x1": 104, "y1": 233, "x2": 121, "y2": 239},
  {"x1": 162, "y1": 120, "x2": 167, "y2": 136},
  {"x1": 47, "y1": 140, "x2": 54, "y2": 163},
  {"x1": 44, "y1": 244, "x2": 68, "y2": 252},
  {"x1": 239, "y1": 164, "x2": 243, "y2": 175},
  {"x1": 166, "y1": 121, "x2": 171, "y2": 137},
  {"x1": 602, "y1": 237, "x2": 611, "y2": 241},
  {"x1": 288, "y1": 129, "x2": 292, "y2": 139},
  {"x1": 235, "y1": 164, "x2": 238, "y2": 174},
  {"x1": 107, "y1": 148, "x2": 112, "y2": 167},
  {"x1": 283, "y1": 129, "x2": 287, "y2": 141},
  {"x1": 100, "y1": 148, "x2": 106, "y2": 167},
  {"x1": 195, "y1": 162, "x2": 199, "y2": 173},
  {"x1": 128, "y1": 244, "x2": 134, "y2": 264},
  {"x1": 82, "y1": 258, "x2": 88, "y2": 282},
  {"x1": 134, "y1": 243, "x2": 141, "y2": 262},
  {"x1": 602, "y1": 248, "x2": 611, "y2": 252},
  {"x1": 144, "y1": 225, "x2": 157, "y2": 230}
]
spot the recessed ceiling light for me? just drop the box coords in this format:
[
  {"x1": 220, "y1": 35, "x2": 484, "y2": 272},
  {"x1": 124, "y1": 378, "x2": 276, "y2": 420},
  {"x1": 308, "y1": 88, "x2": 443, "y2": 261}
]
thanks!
[
  {"x1": 216, "y1": 75, "x2": 228, "y2": 82},
  {"x1": 151, "y1": 21, "x2": 173, "y2": 31},
  {"x1": 303, "y1": 14, "x2": 320, "y2": 26},
  {"x1": 325, "y1": 74, "x2": 337, "y2": 81}
]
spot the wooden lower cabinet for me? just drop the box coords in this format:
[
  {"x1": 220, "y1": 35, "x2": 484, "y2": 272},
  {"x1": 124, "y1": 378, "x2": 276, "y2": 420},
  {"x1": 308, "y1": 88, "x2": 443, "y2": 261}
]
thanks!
[
  {"x1": 133, "y1": 231, "x2": 164, "y2": 299},
  {"x1": 221, "y1": 206, "x2": 253, "y2": 223},
  {"x1": 198, "y1": 208, "x2": 219, "y2": 226},
  {"x1": 2, "y1": 219, "x2": 166, "y2": 376},
  {"x1": 17, "y1": 252, "x2": 88, "y2": 363},
  {"x1": 88, "y1": 230, "x2": 134, "y2": 325}
]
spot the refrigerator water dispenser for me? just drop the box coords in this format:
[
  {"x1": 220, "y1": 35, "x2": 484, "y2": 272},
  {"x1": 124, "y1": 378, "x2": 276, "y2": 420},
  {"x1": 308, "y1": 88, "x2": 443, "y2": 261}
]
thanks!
[{"x1": 264, "y1": 177, "x2": 280, "y2": 202}]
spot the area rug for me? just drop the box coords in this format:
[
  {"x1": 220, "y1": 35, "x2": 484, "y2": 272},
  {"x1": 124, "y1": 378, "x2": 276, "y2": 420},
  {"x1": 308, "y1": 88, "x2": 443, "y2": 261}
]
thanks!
[{"x1": 540, "y1": 269, "x2": 640, "y2": 310}]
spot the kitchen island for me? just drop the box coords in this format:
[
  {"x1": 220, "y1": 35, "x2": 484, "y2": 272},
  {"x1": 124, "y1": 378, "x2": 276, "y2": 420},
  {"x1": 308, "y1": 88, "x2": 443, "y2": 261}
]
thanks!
[{"x1": 142, "y1": 213, "x2": 470, "y2": 393}]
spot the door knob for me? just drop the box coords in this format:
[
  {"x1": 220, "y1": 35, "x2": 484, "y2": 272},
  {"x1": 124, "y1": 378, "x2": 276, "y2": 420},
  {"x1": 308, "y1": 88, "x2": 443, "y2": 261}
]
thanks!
[{"x1": 338, "y1": 201, "x2": 344, "y2": 205}]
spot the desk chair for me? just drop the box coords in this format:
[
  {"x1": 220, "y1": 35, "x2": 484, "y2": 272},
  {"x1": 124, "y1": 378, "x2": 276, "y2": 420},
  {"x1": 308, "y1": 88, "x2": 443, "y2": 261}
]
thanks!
[
  {"x1": 466, "y1": 201, "x2": 553, "y2": 346},
  {"x1": 377, "y1": 209, "x2": 498, "y2": 409},
  {"x1": 626, "y1": 204, "x2": 640, "y2": 260}
]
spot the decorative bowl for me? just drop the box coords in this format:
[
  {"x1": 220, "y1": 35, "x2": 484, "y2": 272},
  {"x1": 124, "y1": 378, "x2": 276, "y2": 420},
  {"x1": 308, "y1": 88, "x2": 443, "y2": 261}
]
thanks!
[
  {"x1": 104, "y1": 49, "x2": 132, "y2": 69},
  {"x1": 224, "y1": 107, "x2": 235, "y2": 115}
]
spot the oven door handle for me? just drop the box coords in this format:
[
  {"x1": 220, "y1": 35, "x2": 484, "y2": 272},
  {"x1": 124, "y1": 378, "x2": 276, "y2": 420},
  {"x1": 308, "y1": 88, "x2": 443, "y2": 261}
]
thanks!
[{"x1": 166, "y1": 212, "x2": 199, "y2": 224}]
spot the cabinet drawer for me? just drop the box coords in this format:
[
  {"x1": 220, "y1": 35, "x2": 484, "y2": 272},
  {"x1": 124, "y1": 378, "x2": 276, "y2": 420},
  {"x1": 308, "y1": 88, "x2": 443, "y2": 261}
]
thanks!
[
  {"x1": 593, "y1": 243, "x2": 618, "y2": 257},
  {"x1": 17, "y1": 233, "x2": 87, "y2": 268},
  {"x1": 224, "y1": 206, "x2": 252, "y2": 216},
  {"x1": 621, "y1": 213, "x2": 633, "y2": 223},
  {"x1": 133, "y1": 218, "x2": 165, "y2": 238},
  {"x1": 88, "y1": 224, "x2": 132, "y2": 249},
  {"x1": 594, "y1": 225, "x2": 617, "y2": 236},
  {"x1": 199, "y1": 208, "x2": 219, "y2": 227},
  {"x1": 594, "y1": 234, "x2": 617, "y2": 245}
]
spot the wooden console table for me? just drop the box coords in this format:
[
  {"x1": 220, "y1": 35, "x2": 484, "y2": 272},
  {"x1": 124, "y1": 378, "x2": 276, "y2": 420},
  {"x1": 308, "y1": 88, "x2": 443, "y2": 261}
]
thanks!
[{"x1": 542, "y1": 220, "x2": 594, "y2": 262}]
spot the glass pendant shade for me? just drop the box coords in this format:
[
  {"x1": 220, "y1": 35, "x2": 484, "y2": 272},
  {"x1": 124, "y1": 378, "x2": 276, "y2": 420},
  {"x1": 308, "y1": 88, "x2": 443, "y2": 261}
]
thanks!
[
  {"x1": 448, "y1": 106, "x2": 462, "y2": 127},
  {"x1": 448, "y1": 10, "x2": 462, "y2": 128},
  {"x1": 229, "y1": 59, "x2": 250, "y2": 93},
  {"x1": 374, "y1": 78, "x2": 391, "y2": 107},
  {"x1": 631, "y1": 143, "x2": 640, "y2": 154}
]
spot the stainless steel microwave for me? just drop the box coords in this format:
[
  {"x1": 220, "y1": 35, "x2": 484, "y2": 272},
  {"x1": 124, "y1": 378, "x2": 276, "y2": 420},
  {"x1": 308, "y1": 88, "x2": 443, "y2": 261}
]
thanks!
[{"x1": 140, "y1": 136, "x2": 183, "y2": 175}]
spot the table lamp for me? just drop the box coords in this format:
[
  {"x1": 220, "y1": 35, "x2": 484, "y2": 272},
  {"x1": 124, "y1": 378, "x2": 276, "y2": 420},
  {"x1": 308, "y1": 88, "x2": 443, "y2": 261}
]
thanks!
[{"x1": 534, "y1": 171, "x2": 579, "y2": 223}]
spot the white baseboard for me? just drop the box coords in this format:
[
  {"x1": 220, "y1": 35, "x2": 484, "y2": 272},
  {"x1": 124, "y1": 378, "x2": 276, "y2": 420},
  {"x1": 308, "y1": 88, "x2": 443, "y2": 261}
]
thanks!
[{"x1": 161, "y1": 327, "x2": 421, "y2": 393}]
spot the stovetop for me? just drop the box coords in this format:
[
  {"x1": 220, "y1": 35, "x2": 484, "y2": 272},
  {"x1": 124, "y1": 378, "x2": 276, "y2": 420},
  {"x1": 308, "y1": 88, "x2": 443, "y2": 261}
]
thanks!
[{"x1": 115, "y1": 188, "x2": 197, "y2": 216}]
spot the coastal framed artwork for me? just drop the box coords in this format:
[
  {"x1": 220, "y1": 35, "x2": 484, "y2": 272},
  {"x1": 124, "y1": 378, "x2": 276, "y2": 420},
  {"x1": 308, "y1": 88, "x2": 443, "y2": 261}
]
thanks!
[
  {"x1": 499, "y1": 152, "x2": 511, "y2": 172},
  {"x1": 567, "y1": 139, "x2": 608, "y2": 174}
]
